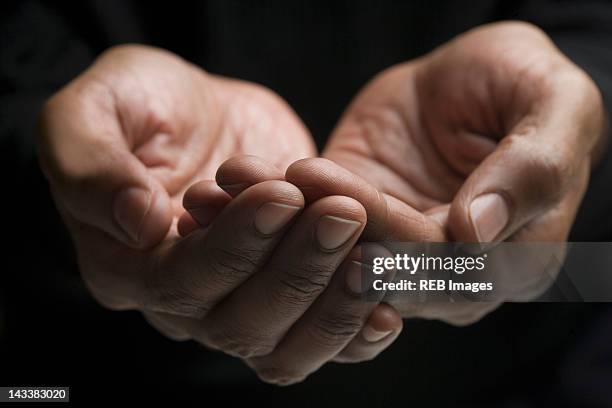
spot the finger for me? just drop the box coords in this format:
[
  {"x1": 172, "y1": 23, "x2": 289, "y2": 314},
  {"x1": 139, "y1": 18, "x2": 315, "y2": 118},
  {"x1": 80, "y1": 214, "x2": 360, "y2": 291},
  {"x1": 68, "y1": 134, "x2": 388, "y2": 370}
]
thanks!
[
  {"x1": 425, "y1": 203, "x2": 450, "y2": 227},
  {"x1": 448, "y1": 70, "x2": 604, "y2": 243},
  {"x1": 245, "y1": 245, "x2": 394, "y2": 385},
  {"x1": 177, "y1": 212, "x2": 200, "y2": 237},
  {"x1": 333, "y1": 303, "x2": 403, "y2": 363},
  {"x1": 178, "y1": 157, "x2": 285, "y2": 236},
  {"x1": 286, "y1": 158, "x2": 446, "y2": 241},
  {"x1": 180, "y1": 180, "x2": 232, "y2": 233},
  {"x1": 38, "y1": 85, "x2": 173, "y2": 249},
  {"x1": 143, "y1": 180, "x2": 304, "y2": 317},
  {"x1": 194, "y1": 195, "x2": 366, "y2": 359},
  {"x1": 216, "y1": 155, "x2": 284, "y2": 197}
]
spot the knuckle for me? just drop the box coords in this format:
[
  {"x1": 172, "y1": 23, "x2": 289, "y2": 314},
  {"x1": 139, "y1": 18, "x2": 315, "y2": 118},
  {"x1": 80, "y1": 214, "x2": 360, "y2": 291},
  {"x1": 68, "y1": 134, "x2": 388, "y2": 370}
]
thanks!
[
  {"x1": 506, "y1": 135, "x2": 568, "y2": 202},
  {"x1": 205, "y1": 324, "x2": 275, "y2": 358},
  {"x1": 309, "y1": 311, "x2": 364, "y2": 348},
  {"x1": 147, "y1": 284, "x2": 211, "y2": 317},
  {"x1": 528, "y1": 150, "x2": 568, "y2": 203},
  {"x1": 145, "y1": 262, "x2": 212, "y2": 317},
  {"x1": 538, "y1": 156, "x2": 567, "y2": 198},
  {"x1": 206, "y1": 244, "x2": 262, "y2": 286},
  {"x1": 268, "y1": 261, "x2": 331, "y2": 313}
]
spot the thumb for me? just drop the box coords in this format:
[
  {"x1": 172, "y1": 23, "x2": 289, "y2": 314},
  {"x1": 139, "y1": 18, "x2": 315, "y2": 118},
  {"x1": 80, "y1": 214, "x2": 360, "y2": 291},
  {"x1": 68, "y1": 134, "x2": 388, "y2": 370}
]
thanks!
[
  {"x1": 448, "y1": 129, "x2": 582, "y2": 243},
  {"x1": 38, "y1": 92, "x2": 173, "y2": 249}
]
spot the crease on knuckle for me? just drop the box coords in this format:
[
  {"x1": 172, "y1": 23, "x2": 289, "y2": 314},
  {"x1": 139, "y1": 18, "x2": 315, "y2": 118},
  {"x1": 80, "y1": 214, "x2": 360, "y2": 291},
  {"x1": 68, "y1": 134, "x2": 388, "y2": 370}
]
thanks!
[
  {"x1": 270, "y1": 262, "x2": 330, "y2": 312},
  {"x1": 207, "y1": 244, "x2": 262, "y2": 286},
  {"x1": 145, "y1": 260, "x2": 211, "y2": 317},
  {"x1": 309, "y1": 312, "x2": 364, "y2": 348},
  {"x1": 148, "y1": 283, "x2": 211, "y2": 317}
]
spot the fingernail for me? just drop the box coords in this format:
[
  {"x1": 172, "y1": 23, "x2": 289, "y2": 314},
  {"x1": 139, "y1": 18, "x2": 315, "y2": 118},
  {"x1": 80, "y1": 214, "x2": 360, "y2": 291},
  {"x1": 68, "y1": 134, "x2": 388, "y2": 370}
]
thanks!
[
  {"x1": 113, "y1": 187, "x2": 151, "y2": 243},
  {"x1": 345, "y1": 261, "x2": 368, "y2": 295},
  {"x1": 316, "y1": 216, "x2": 362, "y2": 250},
  {"x1": 469, "y1": 193, "x2": 509, "y2": 242},
  {"x1": 219, "y1": 183, "x2": 249, "y2": 196},
  {"x1": 254, "y1": 202, "x2": 301, "y2": 235},
  {"x1": 362, "y1": 325, "x2": 393, "y2": 343}
]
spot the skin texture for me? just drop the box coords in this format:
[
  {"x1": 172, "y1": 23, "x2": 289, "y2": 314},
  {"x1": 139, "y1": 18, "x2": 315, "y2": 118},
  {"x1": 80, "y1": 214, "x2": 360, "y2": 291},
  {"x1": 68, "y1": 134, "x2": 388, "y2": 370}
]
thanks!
[
  {"x1": 318, "y1": 21, "x2": 605, "y2": 322},
  {"x1": 37, "y1": 45, "x2": 402, "y2": 386},
  {"x1": 38, "y1": 21, "x2": 606, "y2": 385},
  {"x1": 198, "y1": 22, "x2": 605, "y2": 327}
]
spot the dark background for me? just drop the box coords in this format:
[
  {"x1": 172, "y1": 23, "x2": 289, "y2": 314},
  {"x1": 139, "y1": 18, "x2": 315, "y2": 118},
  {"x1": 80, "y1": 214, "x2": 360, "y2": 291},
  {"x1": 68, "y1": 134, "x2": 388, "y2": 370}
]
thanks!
[{"x1": 1, "y1": 1, "x2": 612, "y2": 406}]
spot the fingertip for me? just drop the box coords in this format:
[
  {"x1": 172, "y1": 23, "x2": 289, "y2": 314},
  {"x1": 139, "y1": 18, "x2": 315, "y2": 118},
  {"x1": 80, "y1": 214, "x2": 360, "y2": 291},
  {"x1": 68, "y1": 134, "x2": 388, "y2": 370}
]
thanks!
[
  {"x1": 183, "y1": 180, "x2": 232, "y2": 228},
  {"x1": 368, "y1": 303, "x2": 403, "y2": 332},
  {"x1": 138, "y1": 188, "x2": 173, "y2": 249},
  {"x1": 244, "y1": 179, "x2": 306, "y2": 209},
  {"x1": 183, "y1": 180, "x2": 231, "y2": 210},
  {"x1": 286, "y1": 157, "x2": 337, "y2": 175},
  {"x1": 177, "y1": 211, "x2": 200, "y2": 237},
  {"x1": 467, "y1": 192, "x2": 511, "y2": 243},
  {"x1": 425, "y1": 203, "x2": 451, "y2": 227},
  {"x1": 285, "y1": 157, "x2": 343, "y2": 202},
  {"x1": 216, "y1": 155, "x2": 284, "y2": 197},
  {"x1": 361, "y1": 304, "x2": 402, "y2": 343}
]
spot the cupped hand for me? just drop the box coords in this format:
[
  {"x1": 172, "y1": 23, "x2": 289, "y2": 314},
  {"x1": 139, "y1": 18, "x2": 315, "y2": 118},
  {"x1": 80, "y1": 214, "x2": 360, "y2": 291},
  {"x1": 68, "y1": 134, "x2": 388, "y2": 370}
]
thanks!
[
  {"x1": 325, "y1": 21, "x2": 604, "y2": 244},
  {"x1": 38, "y1": 45, "x2": 403, "y2": 385},
  {"x1": 37, "y1": 45, "x2": 316, "y2": 320},
  {"x1": 292, "y1": 22, "x2": 605, "y2": 323}
]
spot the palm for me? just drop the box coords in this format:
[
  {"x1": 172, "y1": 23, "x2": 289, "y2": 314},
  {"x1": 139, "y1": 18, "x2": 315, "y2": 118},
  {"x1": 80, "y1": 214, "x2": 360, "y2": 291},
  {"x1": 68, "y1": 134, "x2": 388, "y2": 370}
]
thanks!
[
  {"x1": 323, "y1": 43, "x2": 521, "y2": 214},
  {"x1": 61, "y1": 46, "x2": 315, "y2": 289},
  {"x1": 99, "y1": 48, "x2": 315, "y2": 223},
  {"x1": 323, "y1": 25, "x2": 587, "y2": 242},
  {"x1": 323, "y1": 62, "x2": 469, "y2": 214}
]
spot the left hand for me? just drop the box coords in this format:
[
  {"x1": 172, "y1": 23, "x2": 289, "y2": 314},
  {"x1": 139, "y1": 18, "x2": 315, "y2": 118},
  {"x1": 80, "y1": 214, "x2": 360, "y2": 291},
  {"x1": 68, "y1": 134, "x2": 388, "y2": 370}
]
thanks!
[{"x1": 289, "y1": 21, "x2": 605, "y2": 324}]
